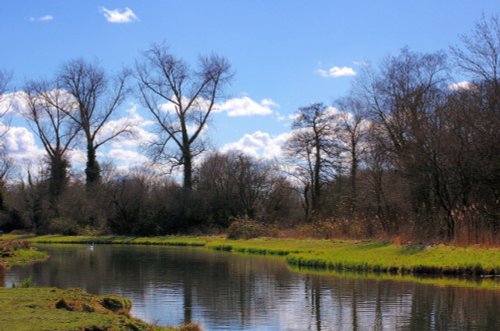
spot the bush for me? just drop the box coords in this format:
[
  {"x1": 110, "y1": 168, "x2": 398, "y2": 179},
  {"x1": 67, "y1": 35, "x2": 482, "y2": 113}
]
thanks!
[
  {"x1": 47, "y1": 218, "x2": 79, "y2": 235},
  {"x1": 226, "y1": 217, "x2": 270, "y2": 239},
  {"x1": 0, "y1": 240, "x2": 32, "y2": 257},
  {"x1": 294, "y1": 218, "x2": 378, "y2": 239}
]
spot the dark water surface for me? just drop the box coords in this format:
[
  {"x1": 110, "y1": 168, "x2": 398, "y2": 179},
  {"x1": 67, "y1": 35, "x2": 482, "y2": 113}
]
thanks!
[{"x1": 5, "y1": 244, "x2": 499, "y2": 330}]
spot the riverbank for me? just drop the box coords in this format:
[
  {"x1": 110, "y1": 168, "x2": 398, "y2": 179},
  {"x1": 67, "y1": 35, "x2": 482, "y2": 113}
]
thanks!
[
  {"x1": 0, "y1": 239, "x2": 47, "y2": 267},
  {"x1": 0, "y1": 287, "x2": 189, "y2": 331},
  {"x1": 0, "y1": 238, "x2": 200, "y2": 331},
  {"x1": 24, "y1": 235, "x2": 500, "y2": 278}
]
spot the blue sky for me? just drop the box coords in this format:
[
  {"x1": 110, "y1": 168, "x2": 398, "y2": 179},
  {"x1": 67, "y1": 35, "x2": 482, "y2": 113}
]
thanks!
[{"x1": 0, "y1": 1, "x2": 498, "y2": 176}]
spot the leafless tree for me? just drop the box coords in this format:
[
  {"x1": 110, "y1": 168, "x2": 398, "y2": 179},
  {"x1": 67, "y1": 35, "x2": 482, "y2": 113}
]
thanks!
[
  {"x1": 452, "y1": 15, "x2": 500, "y2": 85},
  {"x1": 335, "y1": 97, "x2": 369, "y2": 213},
  {"x1": 0, "y1": 69, "x2": 13, "y2": 140},
  {"x1": 359, "y1": 48, "x2": 451, "y2": 236},
  {"x1": 136, "y1": 44, "x2": 232, "y2": 190},
  {"x1": 285, "y1": 103, "x2": 340, "y2": 221},
  {"x1": 0, "y1": 70, "x2": 13, "y2": 211},
  {"x1": 57, "y1": 59, "x2": 131, "y2": 186},
  {"x1": 23, "y1": 80, "x2": 80, "y2": 199}
]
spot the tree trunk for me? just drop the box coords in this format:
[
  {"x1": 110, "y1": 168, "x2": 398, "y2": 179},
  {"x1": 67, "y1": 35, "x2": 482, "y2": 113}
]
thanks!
[
  {"x1": 49, "y1": 153, "x2": 68, "y2": 199},
  {"x1": 350, "y1": 148, "x2": 358, "y2": 214},
  {"x1": 183, "y1": 149, "x2": 193, "y2": 190},
  {"x1": 85, "y1": 143, "x2": 100, "y2": 186}
]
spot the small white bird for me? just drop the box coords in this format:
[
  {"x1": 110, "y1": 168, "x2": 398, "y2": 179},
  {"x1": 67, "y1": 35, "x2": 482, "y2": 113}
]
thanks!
[{"x1": 89, "y1": 243, "x2": 94, "y2": 251}]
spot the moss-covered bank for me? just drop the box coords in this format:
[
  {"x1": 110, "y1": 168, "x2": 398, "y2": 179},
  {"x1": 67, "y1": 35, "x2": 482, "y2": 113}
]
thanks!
[{"x1": 0, "y1": 287, "x2": 183, "y2": 331}]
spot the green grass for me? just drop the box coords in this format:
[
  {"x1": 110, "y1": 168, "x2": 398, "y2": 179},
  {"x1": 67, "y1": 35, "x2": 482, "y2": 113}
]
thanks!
[
  {"x1": 28, "y1": 234, "x2": 213, "y2": 247},
  {"x1": 9, "y1": 234, "x2": 500, "y2": 289},
  {"x1": 205, "y1": 238, "x2": 499, "y2": 275},
  {"x1": 0, "y1": 287, "x2": 178, "y2": 331},
  {"x1": 1, "y1": 249, "x2": 48, "y2": 266},
  {"x1": 0, "y1": 239, "x2": 48, "y2": 266},
  {"x1": 287, "y1": 265, "x2": 500, "y2": 290}
]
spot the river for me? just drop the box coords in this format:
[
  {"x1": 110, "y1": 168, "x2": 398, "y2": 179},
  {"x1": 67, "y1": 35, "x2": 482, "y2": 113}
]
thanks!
[{"x1": 5, "y1": 244, "x2": 499, "y2": 330}]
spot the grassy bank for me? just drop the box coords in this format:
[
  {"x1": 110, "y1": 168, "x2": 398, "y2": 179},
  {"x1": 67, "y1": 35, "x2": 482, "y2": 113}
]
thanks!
[
  {"x1": 0, "y1": 287, "x2": 193, "y2": 331},
  {"x1": 26, "y1": 234, "x2": 211, "y2": 247},
  {"x1": 10, "y1": 234, "x2": 500, "y2": 289},
  {"x1": 0, "y1": 238, "x2": 200, "y2": 331},
  {"x1": 206, "y1": 238, "x2": 500, "y2": 276},
  {"x1": 0, "y1": 239, "x2": 47, "y2": 266}
]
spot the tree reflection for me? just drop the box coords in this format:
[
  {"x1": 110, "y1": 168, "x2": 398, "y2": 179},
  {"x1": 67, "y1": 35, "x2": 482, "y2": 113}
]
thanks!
[
  {"x1": 8, "y1": 245, "x2": 500, "y2": 331},
  {"x1": 0, "y1": 263, "x2": 5, "y2": 287}
]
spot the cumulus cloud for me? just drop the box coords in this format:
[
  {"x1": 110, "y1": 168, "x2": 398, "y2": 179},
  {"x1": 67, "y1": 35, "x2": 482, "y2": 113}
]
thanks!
[
  {"x1": 0, "y1": 91, "x2": 29, "y2": 116},
  {"x1": 159, "y1": 96, "x2": 277, "y2": 117},
  {"x1": 1, "y1": 125, "x2": 45, "y2": 165},
  {"x1": 98, "y1": 105, "x2": 157, "y2": 148},
  {"x1": 216, "y1": 97, "x2": 276, "y2": 117},
  {"x1": 221, "y1": 131, "x2": 291, "y2": 160},
  {"x1": 100, "y1": 7, "x2": 139, "y2": 23},
  {"x1": 449, "y1": 80, "x2": 475, "y2": 91},
  {"x1": 106, "y1": 149, "x2": 149, "y2": 167},
  {"x1": 318, "y1": 66, "x2": 356, "y2": 78},
  {"x1": 27, "y1": 15, "x2": 54, "y2": 22}
]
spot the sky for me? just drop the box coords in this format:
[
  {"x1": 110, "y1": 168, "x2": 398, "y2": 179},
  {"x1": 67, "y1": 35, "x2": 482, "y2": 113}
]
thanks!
[{"x1": 0, "y1": 1, "x2": 498, "y2": 179}]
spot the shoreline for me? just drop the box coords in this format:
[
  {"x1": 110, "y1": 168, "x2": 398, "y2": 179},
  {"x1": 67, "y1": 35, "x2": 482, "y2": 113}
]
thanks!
[
  {"x1": 17, "y1": 234, "x2": 500, "y2": 290},
  {"x1": 0, "y1": 238, "x2": 197, "y2": 331}
]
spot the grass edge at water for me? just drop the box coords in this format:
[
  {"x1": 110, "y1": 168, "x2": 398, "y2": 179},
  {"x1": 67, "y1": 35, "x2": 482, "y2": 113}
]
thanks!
[{"x1": 10, "y1": 234, "x2": 500, "y2": 290}]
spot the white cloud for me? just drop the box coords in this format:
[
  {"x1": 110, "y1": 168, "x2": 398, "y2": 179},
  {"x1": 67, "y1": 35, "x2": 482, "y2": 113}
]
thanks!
[
  {"x1": 318, "y1": 66, "x2": 356, "y2": 78},
  {"x1": 216, "y1": 97, "x2": 276, "y2": 117},
  {"x1": 353, "y1": 60, "x2": 368, "y2": 66},
  {"x1": 221, "y1": 131, "x2": 291, "y2": 160},
  {"x1": 99, "y1": 105, "x2": 157, "y2": 148},
  {"x1": 67, "y1": 149, "x2": 86, "y2": 168},
  {"x1": 100, "y1": 7, "x2": 139, "y2": 23},
  {"x1": 39, "y1": 15, "x2": 54, "y2": 22},
  {"x1": 107, "y1": 149, "x2": 149, "y2": 166},
  {"x1": 27, "y1": 15, "x2": 54, "y2": 22},
  {"x1": 1, "y1": 125, "x2": 45, "y2": 165},
  {"x1": 449, "y1": 80, "x2": 475, "y2": 91},
  {"x1": 0, "y1": 91, "x2": 29, "y2": 116}
]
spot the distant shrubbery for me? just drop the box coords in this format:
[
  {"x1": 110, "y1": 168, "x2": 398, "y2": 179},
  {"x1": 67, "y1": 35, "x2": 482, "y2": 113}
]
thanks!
[{"x1": 226, "y1": 217, "x2": 277, "y2": 239}]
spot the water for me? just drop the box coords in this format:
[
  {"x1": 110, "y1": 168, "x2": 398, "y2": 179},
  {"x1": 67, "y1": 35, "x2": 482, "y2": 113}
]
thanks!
[{"x1": 4, "y1": 244, "x2": 499, "y2": 330}]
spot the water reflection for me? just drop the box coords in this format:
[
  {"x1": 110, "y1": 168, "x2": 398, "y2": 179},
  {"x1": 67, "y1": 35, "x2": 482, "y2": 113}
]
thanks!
[
  {"x1": 6, "y1": 245, "x2": 500, "y2": 331},
  {"x1": 0, "y1": 263, "x2": 6, "y2": 287}
]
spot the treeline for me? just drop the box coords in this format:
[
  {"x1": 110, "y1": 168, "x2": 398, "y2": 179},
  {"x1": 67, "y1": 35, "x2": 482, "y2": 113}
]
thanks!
[{"x1": 0, "y1": 16, "x2": 499, "y2": 244}]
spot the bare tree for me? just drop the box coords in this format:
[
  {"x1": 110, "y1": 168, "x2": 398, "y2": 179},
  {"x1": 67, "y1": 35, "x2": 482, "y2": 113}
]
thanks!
[
  {"x1": 23, "y1": 80, "x2": 80, "y2": 199},
  {"x1": 335, "y1": 97, "x2": 368, "y2": 213},
  {"x1": 361, "y1": 48, "x2": 451, "y2": 236},
  {"x1": 0, "y1": 70, "x2": 13, "y2": 212},
  {"x1": 136, "y1": 44, "x2": 232, "y2": 190},
  {"x1": 0, "y1": 69, "x2": 13, "y2": 139},
  {"x1": 452, "y1": 15, "x2": 500, "y2": 85},
  {"x1": 285, "y1": 103, "x2": 339, "y2": 221},
  {"x1": 57, "y1": 59, "x2": 130, "y2": 186}
]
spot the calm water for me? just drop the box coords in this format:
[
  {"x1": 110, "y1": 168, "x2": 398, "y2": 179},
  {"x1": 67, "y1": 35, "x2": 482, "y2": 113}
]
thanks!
[{"x1": 4, "y1": 244, "x2": 499, "y2": 331}]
